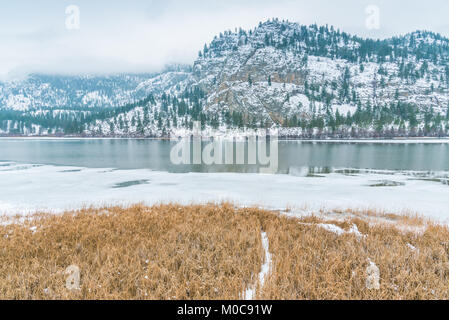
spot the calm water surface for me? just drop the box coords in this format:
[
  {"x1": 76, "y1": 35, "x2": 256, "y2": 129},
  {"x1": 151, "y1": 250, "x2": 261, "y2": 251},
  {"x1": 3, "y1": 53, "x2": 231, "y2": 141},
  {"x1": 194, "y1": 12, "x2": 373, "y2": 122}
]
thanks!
[{"x1": 0, "y1": 139, "x2": 448, "y2": 173}]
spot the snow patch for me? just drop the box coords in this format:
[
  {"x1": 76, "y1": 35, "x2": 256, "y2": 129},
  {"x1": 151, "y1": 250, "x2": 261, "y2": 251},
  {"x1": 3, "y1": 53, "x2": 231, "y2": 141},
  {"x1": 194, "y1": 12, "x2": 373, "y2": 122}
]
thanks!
[{"x1": 244, "y1": 231, "x2": 272, "y2": 300}]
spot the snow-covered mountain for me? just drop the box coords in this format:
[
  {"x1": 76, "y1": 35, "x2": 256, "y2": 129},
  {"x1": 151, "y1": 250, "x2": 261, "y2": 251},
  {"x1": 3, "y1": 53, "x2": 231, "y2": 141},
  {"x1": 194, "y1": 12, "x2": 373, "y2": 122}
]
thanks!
[
  {"x1": 0, "y1": 74, "x2": 151, "y2": 111},
  {"x1": 1, "y1": 19, "x2": 449, "y2": 138}
]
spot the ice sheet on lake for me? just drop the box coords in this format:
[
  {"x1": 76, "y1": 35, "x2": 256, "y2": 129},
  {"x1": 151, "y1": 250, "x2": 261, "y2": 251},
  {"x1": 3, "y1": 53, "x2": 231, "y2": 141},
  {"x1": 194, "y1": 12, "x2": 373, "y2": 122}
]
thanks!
[{"x1": 0, "y1": 162, "x2": 448, "y2": 223}]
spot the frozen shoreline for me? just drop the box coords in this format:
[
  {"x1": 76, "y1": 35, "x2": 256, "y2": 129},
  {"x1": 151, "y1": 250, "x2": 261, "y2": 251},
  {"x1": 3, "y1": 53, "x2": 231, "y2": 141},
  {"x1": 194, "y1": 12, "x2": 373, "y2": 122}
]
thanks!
[
  {"x1": 1, "y1": 162, "x2": 448, "y2": 223},
  {"x1": 1, "y1": 136, "x2": 449, "y2": 144},
  {"x1": 293, "y1": 138, "x2": 449, "y2": 144}
]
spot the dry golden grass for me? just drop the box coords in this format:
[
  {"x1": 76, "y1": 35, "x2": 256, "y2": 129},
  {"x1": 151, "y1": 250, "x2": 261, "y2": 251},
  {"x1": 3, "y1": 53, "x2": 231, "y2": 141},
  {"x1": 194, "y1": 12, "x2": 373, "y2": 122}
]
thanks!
[
  {"x1": 1, "y1": 204, "x2": 449, "y2": 300},
  {"x1": 257, "y1": 213, "x2": 449, "y2": 300},
  {"x1": 0, "y1": 204, "x2": 262, "y2": 300}
]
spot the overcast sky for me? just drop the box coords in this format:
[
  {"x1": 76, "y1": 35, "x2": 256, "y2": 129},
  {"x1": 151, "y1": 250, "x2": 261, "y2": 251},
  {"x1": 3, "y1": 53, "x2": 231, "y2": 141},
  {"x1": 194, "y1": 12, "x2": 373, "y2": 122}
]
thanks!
[{"x1": 1, "y1": 0, "x2": 448, "y2": 78}]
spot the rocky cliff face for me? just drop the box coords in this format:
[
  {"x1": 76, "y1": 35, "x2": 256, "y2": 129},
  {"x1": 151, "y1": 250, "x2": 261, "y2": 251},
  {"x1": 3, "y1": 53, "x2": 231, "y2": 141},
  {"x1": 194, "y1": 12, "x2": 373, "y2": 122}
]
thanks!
[{"x1": 192, "y1": 20, "x2": 449, "y2": 126}]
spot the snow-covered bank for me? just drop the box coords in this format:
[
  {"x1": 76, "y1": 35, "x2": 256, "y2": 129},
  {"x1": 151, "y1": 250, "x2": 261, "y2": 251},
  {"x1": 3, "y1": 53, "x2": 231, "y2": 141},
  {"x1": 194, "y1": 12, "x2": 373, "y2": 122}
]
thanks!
[
  {"x1": 1, "y1": 136, "x2": 449, "y2": 144},
  {"x1": 298, "y1": 138, "x2": 449, "y2": 144},
  {"x1": 1, "y1": 162, "x2": 448, "y2": 223}
]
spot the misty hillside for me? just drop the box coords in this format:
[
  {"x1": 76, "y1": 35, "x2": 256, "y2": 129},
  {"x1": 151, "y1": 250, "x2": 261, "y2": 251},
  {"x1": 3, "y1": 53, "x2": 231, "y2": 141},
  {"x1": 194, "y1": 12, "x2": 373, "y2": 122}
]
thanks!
[{"x1": 1, "y1": 19, "x2": 449, "y2": 138}]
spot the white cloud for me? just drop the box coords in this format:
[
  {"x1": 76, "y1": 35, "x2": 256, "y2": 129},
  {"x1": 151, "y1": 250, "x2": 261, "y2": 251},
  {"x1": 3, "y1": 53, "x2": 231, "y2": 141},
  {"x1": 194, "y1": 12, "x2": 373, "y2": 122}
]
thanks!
[{"x1": 1, "y1": 0, "x2": 449, "y2": 77}]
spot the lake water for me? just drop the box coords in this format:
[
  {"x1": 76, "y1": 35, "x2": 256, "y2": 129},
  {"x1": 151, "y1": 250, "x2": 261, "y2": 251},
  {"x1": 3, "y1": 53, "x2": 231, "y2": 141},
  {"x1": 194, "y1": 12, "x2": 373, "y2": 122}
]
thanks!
[{"x1": 0, "y1": 138, "x2": 448, "y2": 173}]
